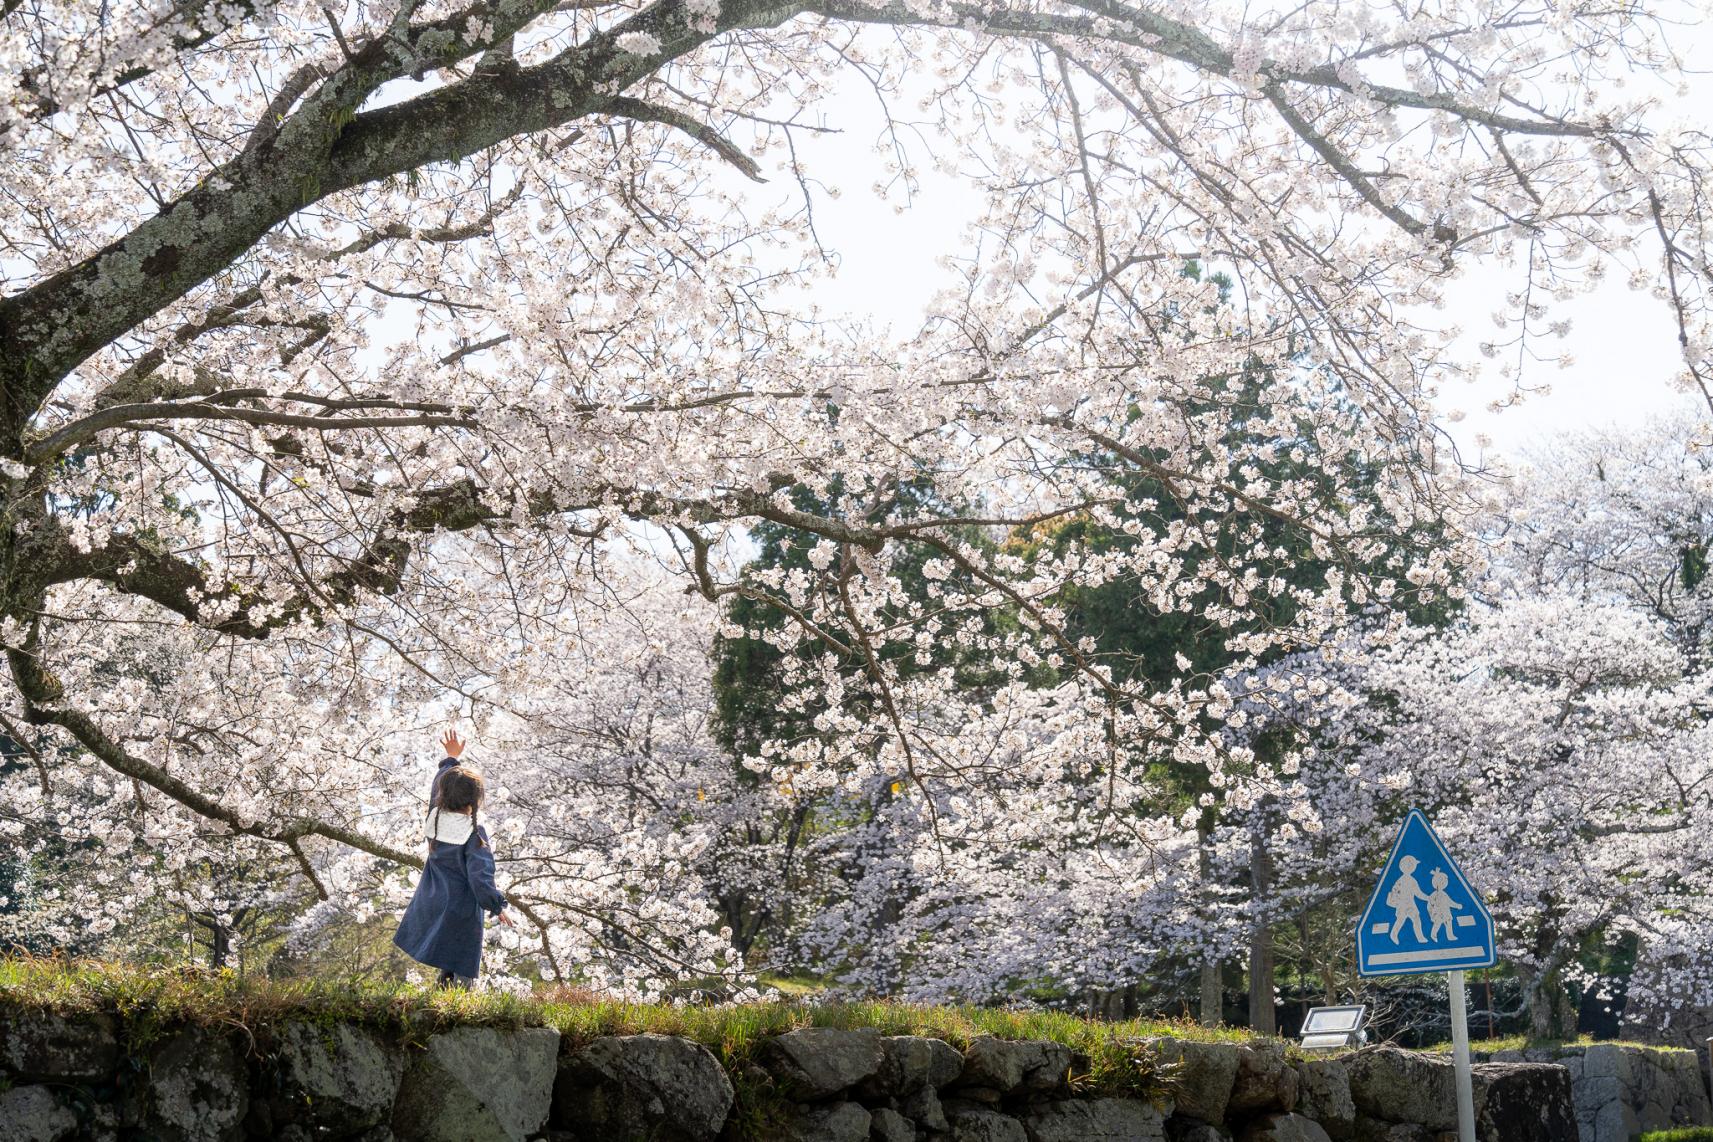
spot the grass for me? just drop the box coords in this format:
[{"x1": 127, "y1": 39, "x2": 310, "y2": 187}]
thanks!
[
  {"x1": 1640, "y1": 1131, "x2": 1713, "y2": 1142},
  {"x1": 1430, "y1": 1034, "x2": 1697, "y2": 1056},
  {"x1": 754, "y1": 971, "x2": 826, "y2": 997},
  {"x1": 0, "y1": 956, "x2": 1249, "y2": 1100},
  {"x1": 1431, "y1": 1034, "x2": 1593, "y2": 1054},
  {"x1": 0, "y1": 955, "x2": 544, "y2": 1045}
]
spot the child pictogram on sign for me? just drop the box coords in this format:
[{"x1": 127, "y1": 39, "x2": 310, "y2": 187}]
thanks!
[
  {"x1": 1426, "y1": 868, "x2": 1463, "y2": 942},
  {"x1": 1386, "y1": 854, "x2": 1426, "y2": 943}
]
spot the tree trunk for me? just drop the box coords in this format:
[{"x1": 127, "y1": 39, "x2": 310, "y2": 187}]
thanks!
[
  {"x1": 1518, "y1": 960, "x2": 1578, "y2": 1040},
  {"x1": 1248, "y1": 827, "x2": 1276, "y2": 1036},
  {"x1": 1197, "y1": 815, "x2": 1222, "y2": 1027},
  {"x1": 1199, "y1": 960, "x2": 1223, "y2": 1027},
  {"x1": 192, "y1": 914, "x2": 231, "y2": 969},
  {"x1": 1088, "y1": 988, "x2": 1125, "y2": 1021},
  {"x1": 1306, "y1": 912, "x2": 1337, "y2": 1005}
]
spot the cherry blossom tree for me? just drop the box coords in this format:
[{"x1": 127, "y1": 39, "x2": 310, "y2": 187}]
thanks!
[
  {"x1": 1289, "y1": 599, "x2": 1713, "y2": 1039},
  {"x1": 463, "y1": 564, "x2": 750, "y2": 995},
  {"x1": 1493, "y1": 412, "x2": 1713, "y2": 1034},
  {"x1": 3, "y1": 0, "x2": 1710, "y2": 991},
  {"x1": 736, "y1": 417, "x2": 1713, "y2": 1026},
  {"x1": 779, "y1": 677, "x2": 1220, "y2": 1006},
  {"x1": 1220, "y1": 417, "x2": 1713, "y2": 1037}
]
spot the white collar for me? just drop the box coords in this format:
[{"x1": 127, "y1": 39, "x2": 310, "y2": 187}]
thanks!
[{"x1": 425, "y1": 808, "x2": 475, "y2": 845}]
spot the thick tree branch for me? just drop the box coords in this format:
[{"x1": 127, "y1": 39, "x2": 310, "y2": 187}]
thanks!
[
  {"x1": 1053, "y1": 0, "x2": 1606, "y2": 138},
  {"x1": 0, "y1": 0, "x2": 794, "y2": 434},
  {"x1": 5, "y1": 638, "x2": 416, "y2": 861},
  {"x1": 1261, "y1": 83, "x2": 1431, "y2": 239},
  {"x1": 26, "y1": 401, "x2": 475, "y2": 464},
  {"x1": 37, "y1": 479, "x2": 495, "y2": 637}
]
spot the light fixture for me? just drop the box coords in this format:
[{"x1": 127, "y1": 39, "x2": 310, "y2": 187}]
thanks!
[{"x1": 1298, "y1": 1005, "x2": 1368, "y2": 1050}]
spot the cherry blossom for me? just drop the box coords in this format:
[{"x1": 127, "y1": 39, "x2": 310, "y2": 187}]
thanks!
[{"x1": 1, "y1": 0, "x2": 1709, "y2": 996}]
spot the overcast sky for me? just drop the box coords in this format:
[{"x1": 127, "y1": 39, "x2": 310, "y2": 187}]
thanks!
[
  {"x1": 780, "y1": 135, "x2": 1702, "y2": 465},
  {"x1": 748, "y1": 18, "x2": 1713, "y2": 464}
]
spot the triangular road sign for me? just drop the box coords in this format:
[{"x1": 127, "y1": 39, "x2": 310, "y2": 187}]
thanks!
[{"x1": 1357, "y1": 808, "x2": 1496, "y2": 977}]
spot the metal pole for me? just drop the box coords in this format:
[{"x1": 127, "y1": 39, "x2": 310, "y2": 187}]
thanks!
[{"x1": 1450, "y1": 970, "x2": 1477, "y2": 1142}]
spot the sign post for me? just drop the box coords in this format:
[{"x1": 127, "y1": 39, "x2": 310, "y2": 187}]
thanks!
[
  {"x1": 1449, "y1": 970, "x2": 1475, "y2": 1142},
  {"x1": 1357, "y1": 809, "x2": 1496, "y2": 1142}
]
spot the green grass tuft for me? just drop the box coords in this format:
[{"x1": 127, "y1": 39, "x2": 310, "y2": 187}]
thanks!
[
  {"x1": 1439, "y1": 1035, "x2": 1697, "y2": 1056},
  {"x1": 1639, "y1": 1130, "x2": 1713, "y2": 1142}
]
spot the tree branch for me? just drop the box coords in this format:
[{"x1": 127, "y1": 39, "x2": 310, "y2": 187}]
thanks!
[
  {"x1": 38, "y1": 479, "x2": 496, "y2": 637},
  {"x1": 606, "y1": 96, "x2": 767, "y2": 182},
  {"x1": 1261, "y1": 83, "x2": 1431, "y2": 239},
  {"x1": 26, "y1": 401, "x2": 476, "y2": 464}
]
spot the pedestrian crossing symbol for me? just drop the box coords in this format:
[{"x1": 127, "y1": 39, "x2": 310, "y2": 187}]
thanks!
[{"x1": 1357, "y1": 808, "x2": 1496, "y2": 977}]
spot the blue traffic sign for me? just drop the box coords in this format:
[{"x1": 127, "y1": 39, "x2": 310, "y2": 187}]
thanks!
[{"x1": 1357, "y1": 809, "x2": 1495, "y2": 977}]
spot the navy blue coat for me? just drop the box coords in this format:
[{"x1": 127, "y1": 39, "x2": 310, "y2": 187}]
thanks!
[{"x1": 393, "y1": 808, "x2": 507, "y2": 979}]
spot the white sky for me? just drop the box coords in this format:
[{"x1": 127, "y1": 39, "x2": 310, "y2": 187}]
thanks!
[
  {"x1": 778, "y1": 137, "x2": 1704, "y2": 465},
  {"x1": 718, "y1": 18, "x2": 1713, "y2": 466}
]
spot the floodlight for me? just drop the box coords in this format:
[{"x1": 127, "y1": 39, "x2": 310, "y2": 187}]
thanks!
[{"x1": 1298, "y1": 1005, "x2": 1367, "y2": 1050}]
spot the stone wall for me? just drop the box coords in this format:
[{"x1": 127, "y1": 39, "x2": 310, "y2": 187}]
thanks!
[
  {"x1": 0, "y1": 1008, "x2": 1679, "y2": 1142},
  {"x1": 1475, "y1": 1042, "x2": 1713, "y2": 1142}
]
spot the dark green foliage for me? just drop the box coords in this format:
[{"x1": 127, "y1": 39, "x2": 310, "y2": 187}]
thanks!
[
  {"x1": 711, "y1": 477, "x2": 1008, "y2": 771},
  {"x1": 1681, "y1": 542, "x2": 1709, "y2": 592}
]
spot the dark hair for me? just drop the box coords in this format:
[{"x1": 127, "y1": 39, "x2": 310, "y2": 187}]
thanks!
[{"x1": 430, "y1": 765, "x2": 488, "y2": 850}]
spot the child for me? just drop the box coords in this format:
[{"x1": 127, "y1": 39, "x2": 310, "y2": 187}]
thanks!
[{"x1": 394, "y1": 761, "x2": 514, "y2": 987}]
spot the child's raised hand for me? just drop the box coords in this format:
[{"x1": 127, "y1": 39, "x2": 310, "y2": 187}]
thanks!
[{"x1": 440, "y1": 729, "x2": 466, "y2": 759}]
